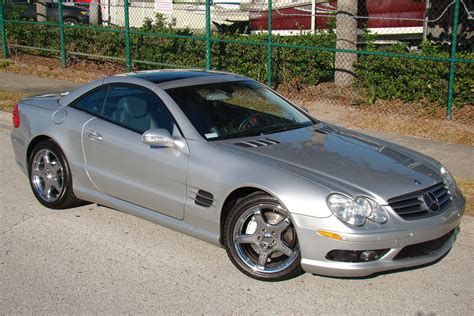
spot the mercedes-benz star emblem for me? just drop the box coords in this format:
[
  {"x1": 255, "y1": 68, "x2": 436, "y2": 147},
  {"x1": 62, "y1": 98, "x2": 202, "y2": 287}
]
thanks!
[{"x1": 423, "y1": 192, "x2": 440, "y2": 212}]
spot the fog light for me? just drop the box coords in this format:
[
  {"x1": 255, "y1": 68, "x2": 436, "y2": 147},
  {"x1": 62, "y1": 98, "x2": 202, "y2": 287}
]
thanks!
[
  {"x1": 326, "y1": 249, "x2": 390, "y2": 262},
  {"x1": 359, "y1": 250, "x2": 378, "y2": 261}
]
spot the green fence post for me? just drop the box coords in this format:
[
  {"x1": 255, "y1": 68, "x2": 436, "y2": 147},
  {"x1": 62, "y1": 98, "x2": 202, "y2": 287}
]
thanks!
[
  {"x1": 447, "y1": 0, "x2": 460, "y2": 120},
  {"x1": 124, "y1": 0, "x2": 132, "y2": 71},
  {"x1": 57, "y1": 0, "x2": 66, "y2": 67},
  {"x1": 205, "y1": 0, "x2": 211, "y2": 70},
  {"x1": 267, "y1": 0, "x2": 272, "y2": 86},
  {"x1": 0, "y1": 1, "x2": 7, "y2": 59}
]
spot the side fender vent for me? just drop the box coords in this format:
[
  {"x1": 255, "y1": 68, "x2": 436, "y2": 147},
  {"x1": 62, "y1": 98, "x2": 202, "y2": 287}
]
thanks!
[
  {"x1": 193, "y1": 190, "x2": 214, "y2": 207},
  {"x1": 234, "y1": 138, "x2": 280, "y2": 148}
]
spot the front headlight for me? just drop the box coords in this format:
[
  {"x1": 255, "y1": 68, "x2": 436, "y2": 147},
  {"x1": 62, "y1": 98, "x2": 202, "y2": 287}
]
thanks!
[
  {"x1": 327, "y1": 194, "x2": 388, "y2": 226},
  {"x1": 440, "y1": 165, "x2": 457, "y2": 191}
]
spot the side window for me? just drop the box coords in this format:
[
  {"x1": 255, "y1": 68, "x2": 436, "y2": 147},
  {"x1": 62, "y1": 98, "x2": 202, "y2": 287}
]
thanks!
[
  {"x1": 70, "y1": 87, "x2": 107, "y2": 115},
  {"x1": 102, "y1": 85, "x2": 176, "y2": 134}
]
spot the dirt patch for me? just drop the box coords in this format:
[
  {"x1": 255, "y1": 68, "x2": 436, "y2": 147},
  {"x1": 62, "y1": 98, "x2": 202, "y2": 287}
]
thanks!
[
  {"x1": 1, "y1": 53, "x2": 473, "y2": 146},
  {"x1": 3, "y1": 54, "x2": 121, "y2": 83},
  {"x1": 279, "y1": 83, "x2": 474, "y2": 146},
  {"x1": 456, "y1": 177, "x2": 474, "y2": 217},
  {"x1": 0, "y1": 90, "x2": 26, "y2": 112}
]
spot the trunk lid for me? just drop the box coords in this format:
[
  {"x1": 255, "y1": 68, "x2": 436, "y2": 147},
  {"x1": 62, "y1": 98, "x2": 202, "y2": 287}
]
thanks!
[{"x1": 21, "y1": 91, "x2": 70, "y2": 110}]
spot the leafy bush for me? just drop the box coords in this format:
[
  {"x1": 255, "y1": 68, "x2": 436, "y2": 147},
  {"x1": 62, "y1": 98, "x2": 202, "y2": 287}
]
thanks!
[
  {"x1": 5, "y1": 13, "x2": 336, "y2": 85},
  {"x1": 4, "y1": 14, "x2": 473, "y2": 107},
  {"x1": 355, "y1": 42, "x2": 473, "y2": 107}
]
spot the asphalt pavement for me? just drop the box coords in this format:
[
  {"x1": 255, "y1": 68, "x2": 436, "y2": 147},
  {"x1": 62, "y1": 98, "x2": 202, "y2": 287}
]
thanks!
[
  {"x1": 0, "y1": 71, "x2": 79, "y2": 95},
  {"x1": 0, "y1": 106, "x2": 474, "y2": 314}
]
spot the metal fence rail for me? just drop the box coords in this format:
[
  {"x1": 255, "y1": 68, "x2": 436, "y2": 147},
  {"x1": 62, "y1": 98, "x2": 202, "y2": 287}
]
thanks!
[{"x1": 0, "y1": 0, "x2": 473, "y2": 119}]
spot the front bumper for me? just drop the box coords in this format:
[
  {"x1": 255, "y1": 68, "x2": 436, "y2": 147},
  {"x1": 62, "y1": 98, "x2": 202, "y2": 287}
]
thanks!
[{"x1": 293, "y1": 199, "x2": 464, "y2": 277}]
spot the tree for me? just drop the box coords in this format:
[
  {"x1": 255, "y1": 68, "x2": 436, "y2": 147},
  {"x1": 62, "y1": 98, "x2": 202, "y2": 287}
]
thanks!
[
  {"x1": 334, "y1": 0, "x2": 357, "y2": 86},
  {"x1": 36, "y1": 0, "x2": 47, "y2": 22},
  {"x1": 90, "y1": 0, "x2": 100, "y2": 25}
]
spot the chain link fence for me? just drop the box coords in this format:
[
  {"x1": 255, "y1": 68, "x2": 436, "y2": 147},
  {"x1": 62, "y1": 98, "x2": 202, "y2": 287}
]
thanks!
[{"x1": 0, "y1": 0, "x2": 472, "y2": 118}]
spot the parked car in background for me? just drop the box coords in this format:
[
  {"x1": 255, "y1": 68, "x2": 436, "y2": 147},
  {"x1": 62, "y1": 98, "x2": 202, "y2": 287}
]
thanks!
[
  {"x1": 245, "y1": 0, "x2": 472, "y2": 43},
  {"x1": 246, "y1": 0, "x2": 425, "y2": 33},
  {"x1": 10, "y1": 70, "x2": 465, "y2": 281},
  {"x1": 2, "y1": 0, "x2": 89, "y2": 24}
]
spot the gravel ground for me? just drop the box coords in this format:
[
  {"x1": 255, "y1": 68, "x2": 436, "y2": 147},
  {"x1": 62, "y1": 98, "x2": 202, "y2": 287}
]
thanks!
[{"x1": 1, "y1": 109, "x2": 474, "y2": 314}]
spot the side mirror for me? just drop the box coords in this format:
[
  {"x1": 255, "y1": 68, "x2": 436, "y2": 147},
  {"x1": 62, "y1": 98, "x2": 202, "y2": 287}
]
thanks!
[{"x1": 142, "y1": 129, "x2": 175, "y2": 147}]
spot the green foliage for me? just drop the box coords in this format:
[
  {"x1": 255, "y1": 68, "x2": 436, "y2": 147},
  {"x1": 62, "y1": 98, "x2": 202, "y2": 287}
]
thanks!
[
  {"x1": 4, "y1": 14, "x2": 473, "y2": 107},
  {"x1": 208, "y1": 31, "x2": 336, "y2": 85},
  {"x1": 5, "y1": 14, "x2": 337, "y2": 85},
  {"x1": 356, "y1": 42, "x2": 474, "y2": 107},
  {"x1": 0, "y1": 60, "x2": 12, "y2": 68}
]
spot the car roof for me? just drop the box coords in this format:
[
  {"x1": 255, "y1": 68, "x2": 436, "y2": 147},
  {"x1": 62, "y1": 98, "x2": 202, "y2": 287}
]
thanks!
[
  {"x1": 59, "y1": 70, "x2": 249, "y2": 106},
  {"x1": 116, "y1": 69, "x2": 247, "y2": 89}
]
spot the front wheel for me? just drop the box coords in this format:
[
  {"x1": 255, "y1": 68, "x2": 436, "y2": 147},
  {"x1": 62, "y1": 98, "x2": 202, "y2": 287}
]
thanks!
[{"x1": 223, "y1": 192, "x2": 304, "y2": 281}]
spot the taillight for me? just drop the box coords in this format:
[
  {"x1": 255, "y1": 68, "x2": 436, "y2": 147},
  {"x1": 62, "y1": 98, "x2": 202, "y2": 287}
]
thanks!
[{"x1": 12, "y1": 103, "x2": 20, "y2": 128}]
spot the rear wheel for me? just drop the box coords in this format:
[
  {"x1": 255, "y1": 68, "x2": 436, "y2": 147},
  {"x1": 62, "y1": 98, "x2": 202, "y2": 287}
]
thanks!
[
  {"x1": 223, "y1": 192, "x2": 304, "y2": 281},
  {"x1": 63, "y1": 17, "x2": 79, "y2": 25},
  {"x1": 29, "y1": 140, "x2": 80, "y2": 209}
]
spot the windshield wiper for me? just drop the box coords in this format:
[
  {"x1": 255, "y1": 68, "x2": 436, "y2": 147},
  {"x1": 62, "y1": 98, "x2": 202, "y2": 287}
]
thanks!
[
  {"x1": 215, "y1": 129, "x2": 265, "y2": 141},
  {"x1": 261, "y1": 122, "x2": 311, "y2": 135},
  {"x1": 210, "y1": 122, "x2": 311, "y2": 141}
]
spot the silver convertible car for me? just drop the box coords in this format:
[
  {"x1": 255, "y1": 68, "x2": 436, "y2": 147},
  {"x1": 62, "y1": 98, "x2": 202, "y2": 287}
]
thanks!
[{"x1": 11, "y1": 70, "x2": 465, "y2": 281}]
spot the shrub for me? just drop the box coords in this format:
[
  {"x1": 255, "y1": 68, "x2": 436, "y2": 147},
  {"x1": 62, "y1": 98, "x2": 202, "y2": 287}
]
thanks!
[
  {"x1": 4, "y1": 14, "x2": 473, "y2": 107},
  {"x1": 355, "y1": 42, "x2": 474, "y2": 107}
]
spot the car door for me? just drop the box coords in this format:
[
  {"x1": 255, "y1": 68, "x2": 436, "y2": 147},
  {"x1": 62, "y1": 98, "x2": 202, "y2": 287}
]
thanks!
[{"x1": 79, "y1": 83, "x2": 188, "y2": 220}]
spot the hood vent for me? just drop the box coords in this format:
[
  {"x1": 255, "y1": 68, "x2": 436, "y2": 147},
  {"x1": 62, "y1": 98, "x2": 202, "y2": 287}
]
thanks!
[
  {"x1": 193, "y1": 190, "x2": 215, "y2": 207},
  {"x1": 314, "y1": 125, "x2": 336, "y2": 135},
  {"x1": 234, "y1": 138, "x2": 280, "y2": 148}
]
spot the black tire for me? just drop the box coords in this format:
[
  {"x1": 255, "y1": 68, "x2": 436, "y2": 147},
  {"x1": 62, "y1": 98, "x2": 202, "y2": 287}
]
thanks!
[
  {"x1": 63, "y1": 17, "x2": 79, "y2": 25},
  {"x1": 223, "y1": 192, "x2": 304, "y2": 281},
  {"x1": 28, "y1": 140, "x2": 81, "y2": 209}
]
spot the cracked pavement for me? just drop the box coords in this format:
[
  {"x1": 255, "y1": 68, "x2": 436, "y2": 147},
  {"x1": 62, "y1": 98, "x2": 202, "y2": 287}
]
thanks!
[{"x1": 0, "y1": 111, "x2": 473, "y2": 314}]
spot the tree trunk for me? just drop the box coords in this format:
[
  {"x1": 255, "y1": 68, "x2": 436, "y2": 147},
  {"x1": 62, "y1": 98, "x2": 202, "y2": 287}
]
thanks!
[
  {"x1": 89, "y1": 0, "x2": 100, "y2": 25},
  {"x1": 36, "y1": 1, "x2": 47, "y2": 22},
  {"x1": 334, "y1": 0, "x2": 357, "y2": 87}
]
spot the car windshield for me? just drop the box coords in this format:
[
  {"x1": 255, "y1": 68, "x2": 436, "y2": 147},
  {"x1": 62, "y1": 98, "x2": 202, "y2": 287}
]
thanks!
[{"x1": 166, "y1": 80, "x2": 314, "y2": 141}]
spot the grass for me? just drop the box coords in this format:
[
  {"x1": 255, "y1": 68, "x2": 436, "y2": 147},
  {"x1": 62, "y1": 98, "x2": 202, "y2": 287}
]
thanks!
[
  {"x1": 456, "y1": 177, "x2": 474, "y2": 217},
  {"x1": 0, "y1": 60, "x2": 12, "y2": 69},
  {"x1": 0, "y1": 90, "x2": 26, "y2": 112}
]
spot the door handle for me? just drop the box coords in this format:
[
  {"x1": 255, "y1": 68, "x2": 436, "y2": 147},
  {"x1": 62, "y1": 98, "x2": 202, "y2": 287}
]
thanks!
[{"x1": 86, "y1": 131, "x2": 103, "y2": 141}]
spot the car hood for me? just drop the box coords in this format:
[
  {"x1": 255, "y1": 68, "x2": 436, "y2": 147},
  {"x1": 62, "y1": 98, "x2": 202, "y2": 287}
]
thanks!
[{"x1": 217, "y1": 123, "x2": 443, "y2": 203}]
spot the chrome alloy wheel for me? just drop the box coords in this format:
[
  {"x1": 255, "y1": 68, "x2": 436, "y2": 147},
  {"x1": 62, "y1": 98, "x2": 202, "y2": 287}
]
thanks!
[
  {"x1": 232, "y1": 204, "x2": 299, "y2": 273},
  {"x1": 30, "y1": 149, "x2": 64, "y2": 202}
]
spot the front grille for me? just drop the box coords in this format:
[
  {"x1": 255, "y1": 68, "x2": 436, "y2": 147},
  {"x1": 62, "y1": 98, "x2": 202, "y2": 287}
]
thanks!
[
  {"x1": 388, "y1": 182, "x2": 451, "y2": 220},
  {"x1": 394, "y1": 229, "x2": 455, "y2": 260}
]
